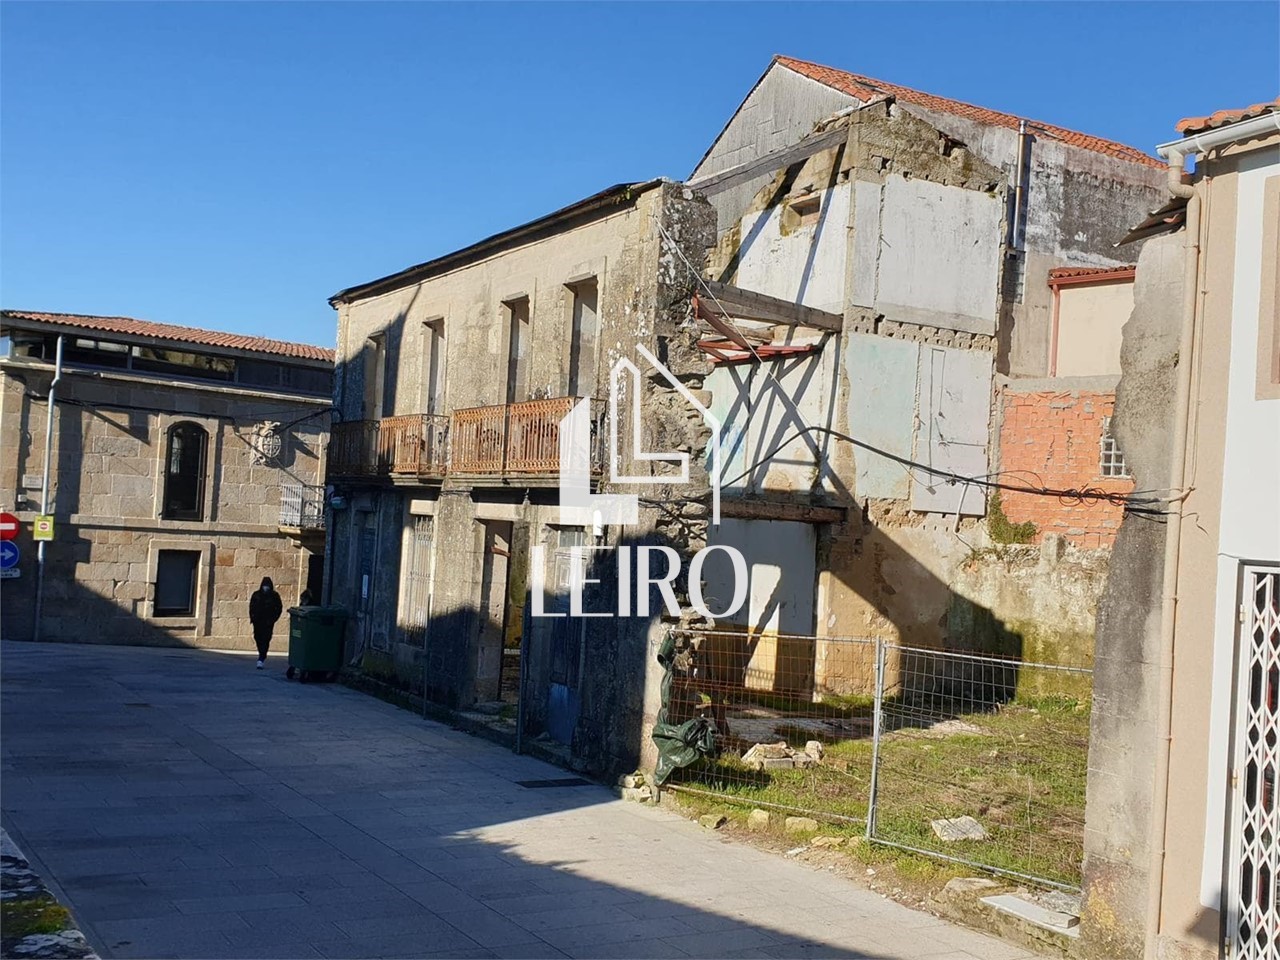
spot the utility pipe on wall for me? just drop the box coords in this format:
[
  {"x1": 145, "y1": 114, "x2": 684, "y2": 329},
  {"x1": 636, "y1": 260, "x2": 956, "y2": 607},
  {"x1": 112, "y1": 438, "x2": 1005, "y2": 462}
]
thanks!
[{"x1": 33, "y1": 334, "x2": 64, "y2": 643}]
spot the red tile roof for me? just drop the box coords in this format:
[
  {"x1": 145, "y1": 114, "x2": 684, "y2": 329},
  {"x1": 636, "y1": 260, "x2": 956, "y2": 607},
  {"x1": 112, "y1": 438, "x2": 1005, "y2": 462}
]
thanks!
[
  {"x1": 1048, "y1": 265, "x2": 1137, "y2": 285},
  {"x1": 1176, "y1": 99, "x2": 1280, "y2": 135},
  {"x1": 1, "y1": 310, "x2": 334, "y2": 363},
  {"x1": 775, "y1": 56, "x2": 1164, "y2": 169}
]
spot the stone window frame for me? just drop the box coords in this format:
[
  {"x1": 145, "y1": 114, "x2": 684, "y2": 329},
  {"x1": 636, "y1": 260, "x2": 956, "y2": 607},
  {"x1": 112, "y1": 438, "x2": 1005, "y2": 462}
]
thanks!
[
  {"x1": 144, "y1": 537, "x2": 215, "y2": 636},
  {"x1": 151, "y1": 412, "x2": 221, "y2": 527},
  {"x1": 497, "y1": 278, "x2": 537, "y2": 403},
  {"x1": 1257, "y1": 174, "x2": 1280, "y2": 401},
  {"x1": 561, "y1": 256, "x2": 608, "y2": 400}
]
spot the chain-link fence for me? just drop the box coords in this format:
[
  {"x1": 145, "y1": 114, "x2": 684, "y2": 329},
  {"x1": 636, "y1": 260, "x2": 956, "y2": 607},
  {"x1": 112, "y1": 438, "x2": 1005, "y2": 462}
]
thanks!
[{"x1": 662, "y1": 628, "x2": 1092, "y2": 891}]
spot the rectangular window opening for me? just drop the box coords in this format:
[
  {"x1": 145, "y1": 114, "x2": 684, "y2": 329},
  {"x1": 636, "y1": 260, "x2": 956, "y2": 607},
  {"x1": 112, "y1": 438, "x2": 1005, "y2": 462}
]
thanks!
[
  {"x1": 154, "y1": 550, "x2": 200, "y2": 617},
  {"x1": 1100, "y1": 416, "x2": 1130, "y2": 478},
  {"x1": 566, "y1": 279, "x2": 598, "y2": 398}
]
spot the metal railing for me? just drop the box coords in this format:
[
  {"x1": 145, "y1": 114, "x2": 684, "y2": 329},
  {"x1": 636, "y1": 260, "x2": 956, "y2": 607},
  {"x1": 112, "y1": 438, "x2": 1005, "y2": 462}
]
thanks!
[
  {"x1": 662, "y1": 628, "x2": 1093, "y2": 891},
  {"x1": 450, "y1": 396, "x2": 581, "y2": 475},
  {"x1": 328, "y1": 421, "x2": 380, "y2": 477},
  {"x1": 329, "y1": 398, "x2": 597, "y2": 479},
  {"x1": 279, "y1": 483, "x2": 325, "y2": 529},
  {"x1": 379, "y1": 414, "x2": 449, "y2": 478}
]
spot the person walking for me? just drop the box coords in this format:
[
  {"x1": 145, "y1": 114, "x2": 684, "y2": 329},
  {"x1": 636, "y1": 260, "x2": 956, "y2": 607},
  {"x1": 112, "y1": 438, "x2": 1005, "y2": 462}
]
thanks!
[{"x1": 248, "y1": 576, "x2": 283, "y2": 669}]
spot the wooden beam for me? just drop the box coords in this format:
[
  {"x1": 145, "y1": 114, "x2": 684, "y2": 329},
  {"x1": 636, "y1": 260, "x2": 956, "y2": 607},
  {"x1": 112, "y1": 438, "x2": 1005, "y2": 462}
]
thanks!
[
  {"x1": 685, "y1": 125, "x2": 851, "y2": 197},
  {"x1": 720, "y1": 498, "x2": 846, "y2": 524},
  {"x1": 701, "y1": 281, "x2": 843, "y2": 333}
]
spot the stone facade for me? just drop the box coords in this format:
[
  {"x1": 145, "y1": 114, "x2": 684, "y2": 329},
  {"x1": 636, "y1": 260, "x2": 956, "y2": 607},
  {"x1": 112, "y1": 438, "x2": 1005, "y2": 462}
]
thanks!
[
  {"x1": 326, "y1": 180, "x2": 716, "y2": 777},
  {"x1": 0, "y1": 316, "x2": 332, "y2": 650}
]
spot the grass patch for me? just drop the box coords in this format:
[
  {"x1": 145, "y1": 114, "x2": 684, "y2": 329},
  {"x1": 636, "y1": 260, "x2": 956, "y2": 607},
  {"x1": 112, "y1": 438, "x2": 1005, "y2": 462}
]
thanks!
[
  {"x1": 1, "y1": 896, "x2": 73, "y2": 939},
  {"x1": 674, "y1": 695, "x2": 1090, "y2": 888}
]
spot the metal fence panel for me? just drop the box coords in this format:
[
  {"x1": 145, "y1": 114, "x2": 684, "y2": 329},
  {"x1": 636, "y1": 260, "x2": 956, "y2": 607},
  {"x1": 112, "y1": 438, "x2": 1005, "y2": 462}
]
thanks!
[{"x1": 661, "y1": 628, "x2": 1093, "y2": 891}]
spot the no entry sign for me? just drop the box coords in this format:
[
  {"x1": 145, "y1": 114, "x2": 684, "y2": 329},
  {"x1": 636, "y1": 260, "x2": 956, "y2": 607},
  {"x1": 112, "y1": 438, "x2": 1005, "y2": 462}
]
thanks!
[{"x1": 0, "y1": 513, "x2": 18, "y2": 541}]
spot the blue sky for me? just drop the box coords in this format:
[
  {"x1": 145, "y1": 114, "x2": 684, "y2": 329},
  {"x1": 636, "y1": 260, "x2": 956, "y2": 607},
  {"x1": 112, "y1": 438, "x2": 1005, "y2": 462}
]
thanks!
[{"x1": 2, "y1": 2, "x2": 1276, "y2": 348}]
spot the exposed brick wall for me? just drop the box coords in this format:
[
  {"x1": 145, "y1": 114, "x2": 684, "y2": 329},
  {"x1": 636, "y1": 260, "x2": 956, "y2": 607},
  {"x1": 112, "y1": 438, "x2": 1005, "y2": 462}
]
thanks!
[{"x1": 998, "y1": 388, "x2": 1133, "y2": 549}]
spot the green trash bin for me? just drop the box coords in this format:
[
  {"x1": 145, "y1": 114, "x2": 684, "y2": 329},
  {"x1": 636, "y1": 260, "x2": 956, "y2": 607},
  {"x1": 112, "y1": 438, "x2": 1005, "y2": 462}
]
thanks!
[{"x1": 286, "y1": 606, "x2": 348, "y2": 683}]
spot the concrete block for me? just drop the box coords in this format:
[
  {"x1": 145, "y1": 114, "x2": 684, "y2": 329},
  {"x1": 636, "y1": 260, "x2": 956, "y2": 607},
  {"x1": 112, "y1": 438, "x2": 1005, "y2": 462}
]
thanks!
[
  {"x1": 931, "y1": 815, "x2": 988, "y2": 842},
  {"x1": 784, "y1": 816, "x2": 819, "y2": 834}
]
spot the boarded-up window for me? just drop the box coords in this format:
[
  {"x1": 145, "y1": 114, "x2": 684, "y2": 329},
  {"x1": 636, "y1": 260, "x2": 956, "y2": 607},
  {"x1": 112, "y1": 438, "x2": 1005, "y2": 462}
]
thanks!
[{"x1": 911, "y1": 346, "x2": 991, "y2": 515}]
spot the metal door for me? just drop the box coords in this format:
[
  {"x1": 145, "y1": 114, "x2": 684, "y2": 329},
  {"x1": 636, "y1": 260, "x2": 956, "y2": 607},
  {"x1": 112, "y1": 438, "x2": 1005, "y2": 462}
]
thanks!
[
  {"x1": 1227, "y1": 564, "x2": 1280, "y2": 959},
  {"x1": 401, "y1": 516, "x2": 434, "y2": 646}
]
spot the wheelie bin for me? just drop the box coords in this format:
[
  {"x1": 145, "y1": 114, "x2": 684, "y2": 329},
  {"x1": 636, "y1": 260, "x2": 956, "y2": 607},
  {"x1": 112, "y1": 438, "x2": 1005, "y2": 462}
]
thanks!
[{"x1": 286, "y1": 606, "x2": 348, "y2": 683}]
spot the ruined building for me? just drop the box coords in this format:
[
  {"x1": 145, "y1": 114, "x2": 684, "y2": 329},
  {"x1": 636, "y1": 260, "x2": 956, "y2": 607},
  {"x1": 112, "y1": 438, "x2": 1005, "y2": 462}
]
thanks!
[
  {"x1": 0, "y1": 310, "x2": 333, "y2": 647},
  {"x1": 688, "y1": 56, "x2": 1165, "y2": 685},
  {"x1": 323, "y1": 57, "x2": 1172, "y2": 779}
]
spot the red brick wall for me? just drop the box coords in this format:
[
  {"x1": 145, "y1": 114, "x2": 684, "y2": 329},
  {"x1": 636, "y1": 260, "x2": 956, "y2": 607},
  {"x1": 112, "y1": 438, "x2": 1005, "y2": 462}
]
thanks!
[{"x1": 998, "y1": 388, "x2": 1133, "y2": 550}]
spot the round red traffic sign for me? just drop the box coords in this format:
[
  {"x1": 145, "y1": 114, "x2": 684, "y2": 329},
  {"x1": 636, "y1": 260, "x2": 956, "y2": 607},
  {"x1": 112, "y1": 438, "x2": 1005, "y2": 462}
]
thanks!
[{"x1": 0, "y1": 512, "x2": 18, "y2": 541}]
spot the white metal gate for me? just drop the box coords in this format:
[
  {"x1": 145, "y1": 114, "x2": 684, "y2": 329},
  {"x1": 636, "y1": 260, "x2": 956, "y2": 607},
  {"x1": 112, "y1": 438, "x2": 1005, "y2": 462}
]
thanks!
[
  {"x1": 1228, "y1": 565, "x2": 1280, "y2": 959},
  {"x1": 401, "y1": 516, "x2": 434, "y2": 646}
]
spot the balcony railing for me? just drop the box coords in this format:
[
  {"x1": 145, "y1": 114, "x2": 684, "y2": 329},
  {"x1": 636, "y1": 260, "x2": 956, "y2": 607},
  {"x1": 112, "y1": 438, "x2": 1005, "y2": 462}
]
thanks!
[
  {"x1": 329, "y1": 421, "x2": 380, "y2": 477},
  {"x1": 451, "y1": 396, "x2": 579, "y2": 475},
  {"x1": 379, "y1": 414, "x2": 450, "y2": 477},
  {"x1": 328, "y1": 398, "x2": 598, "y2": 480},
  {"x1": 280, "y1": 483, "x2": 325, "y2": 529}
]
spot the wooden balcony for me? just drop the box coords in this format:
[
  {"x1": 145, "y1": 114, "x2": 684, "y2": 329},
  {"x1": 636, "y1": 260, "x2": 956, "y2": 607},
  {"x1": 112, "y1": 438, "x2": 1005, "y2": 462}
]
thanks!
[{"x1": 328, "y1": 400, "x2": 596, "y2": 482}]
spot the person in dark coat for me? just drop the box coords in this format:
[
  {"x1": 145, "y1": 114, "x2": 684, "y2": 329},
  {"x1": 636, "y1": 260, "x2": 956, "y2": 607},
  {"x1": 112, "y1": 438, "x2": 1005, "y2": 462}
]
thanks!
[{"x1": 248, "y1": 576, "x2": 283, "y2": 669}]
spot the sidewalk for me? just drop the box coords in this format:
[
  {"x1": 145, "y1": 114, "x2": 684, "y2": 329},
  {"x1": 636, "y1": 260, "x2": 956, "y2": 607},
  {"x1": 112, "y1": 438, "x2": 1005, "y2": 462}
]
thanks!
[{"x1": 1, "y1": 641, "x2": 1040, "y2": 960}]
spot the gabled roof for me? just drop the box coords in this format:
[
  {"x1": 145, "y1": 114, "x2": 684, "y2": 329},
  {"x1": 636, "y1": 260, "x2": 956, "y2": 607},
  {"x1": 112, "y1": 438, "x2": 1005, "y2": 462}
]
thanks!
[
  {"x1": 330, "y1": 180, "x2": 664, "y2": 306},
  {"x1": 772, "y1": 56, "x2": 1164, "y2": 169},
  {"x1": 1176, "y1": 99, "x2": 1280, "y2": 135},
  {"x1": 1, "y1": 310, "x2": 334, "y2": 363}
]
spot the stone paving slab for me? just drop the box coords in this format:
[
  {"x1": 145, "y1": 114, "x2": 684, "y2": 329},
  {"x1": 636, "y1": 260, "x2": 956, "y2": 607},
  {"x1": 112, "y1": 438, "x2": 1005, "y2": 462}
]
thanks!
[{"x1": 2, "y1": 642, "x2": 1041, "y2": 960}]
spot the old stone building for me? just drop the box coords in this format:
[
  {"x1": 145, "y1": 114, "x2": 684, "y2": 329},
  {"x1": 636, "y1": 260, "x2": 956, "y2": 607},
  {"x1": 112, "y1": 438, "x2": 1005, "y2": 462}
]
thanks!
[
  {"x1": 325, "y1": 180, "x2": 718, "y2": 774},
  {"x1": 0, "y1": 310, "x2": 333, "y2": 649}
]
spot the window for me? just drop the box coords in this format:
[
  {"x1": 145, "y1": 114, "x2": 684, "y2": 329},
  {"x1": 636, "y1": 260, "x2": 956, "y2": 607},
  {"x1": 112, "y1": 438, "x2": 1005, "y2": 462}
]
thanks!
[
  {"x1": 566, "y1": 280, "x2": 598, "y2": 398},
  {"x1": 421, "y1": 319, "x2": 446, "y2": 415},
  {"x1": 786, "y1": 194, "x2": 822, "y2": 229},
  {"x1": 1100, "y1": 416, "x2": 1129, "y2": 478},
  {"x1": 163, "y1": 422, "x2": 208, "y2": 520},
  {"x1": 364, "y1": 334, "x2": 386, "y2": 419},
  {"x1": 154, "y1": 550, "x2": 200, "y2": 616},
  {"x1": 504, "y1": 297, "x2": 530, "y2": 404}
]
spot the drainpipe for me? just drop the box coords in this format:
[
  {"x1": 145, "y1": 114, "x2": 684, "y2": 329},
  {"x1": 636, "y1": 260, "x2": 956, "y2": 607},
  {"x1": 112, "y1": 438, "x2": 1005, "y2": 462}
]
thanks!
[
  {"x1": 1011, "y1": 119, "x2": 1029, "y2": 252},
  {"x1": 33, "y1": 334, "x2": 64, "y2": 643},
  {"x1": 1140, "y1": 137, "x2": 1204, "y2": 960}
]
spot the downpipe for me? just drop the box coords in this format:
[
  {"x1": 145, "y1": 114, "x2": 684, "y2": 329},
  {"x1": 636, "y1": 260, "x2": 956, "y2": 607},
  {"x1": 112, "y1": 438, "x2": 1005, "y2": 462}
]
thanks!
[
  {"x1": 32, "y1": 335, "x2": 64, "y2": 643},
  {"x1": 1142, "y1": 147, "x2": 1200, "y2": 960}
]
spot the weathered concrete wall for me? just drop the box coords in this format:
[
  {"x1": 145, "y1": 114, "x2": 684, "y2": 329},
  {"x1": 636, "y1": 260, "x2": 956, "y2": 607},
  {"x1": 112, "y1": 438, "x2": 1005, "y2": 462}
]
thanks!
[
  {"x1": 997, "y1": 379, "x2": 1132, "y2": 549},
  {"x1": 1053, "y1": 278, "x2": 1133, "y2": 377},
  {"x1": 691, "y1": 64, "x2": 852, "y2": 236},
  {"x1": 1080, "y1": 230, "x2": 1185, "y2": 960},
  {"x1": 0, "y1": 363, "x2": 328, "y2": 648}
]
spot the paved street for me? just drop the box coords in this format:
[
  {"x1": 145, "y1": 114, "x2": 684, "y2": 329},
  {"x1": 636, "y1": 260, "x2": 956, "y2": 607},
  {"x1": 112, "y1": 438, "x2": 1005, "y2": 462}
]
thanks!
[{"x1": 1, "y1": 642, "x2": 1037, "y2": 960}]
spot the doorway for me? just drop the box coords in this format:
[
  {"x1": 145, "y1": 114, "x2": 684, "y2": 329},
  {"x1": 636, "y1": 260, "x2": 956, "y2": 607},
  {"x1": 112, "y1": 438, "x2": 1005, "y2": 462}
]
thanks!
[
  {"x1": 476, "y1": 520, "x2": 513, "y2": 703},
  {"x1": 1226, "y1": 564, "x2": 1280, "y2": 960}
]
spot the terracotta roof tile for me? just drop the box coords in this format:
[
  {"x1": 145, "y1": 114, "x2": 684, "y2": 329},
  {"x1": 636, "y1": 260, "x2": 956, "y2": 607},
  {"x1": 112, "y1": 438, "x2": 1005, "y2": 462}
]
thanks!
[
  {"x1": 1, "y1": 310, "x2": 334, "y2": 363},
  {"x1": 775, "y1": 56, "x2": 1164, "y2": 169},
  {"x1": 1048, "y1": 265, "x2": 1136, "y2": 284},
  {"x1": 1176, "y1": 99, "x2": 1280, "y2": 135}
]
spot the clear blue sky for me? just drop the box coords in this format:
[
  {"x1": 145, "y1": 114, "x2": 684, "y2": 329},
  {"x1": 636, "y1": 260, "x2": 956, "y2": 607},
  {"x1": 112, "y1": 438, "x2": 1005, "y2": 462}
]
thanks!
[{"x1": 2, "y1": 2, "x2": 1276, "y2": 348}]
